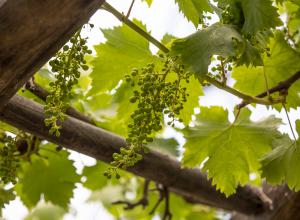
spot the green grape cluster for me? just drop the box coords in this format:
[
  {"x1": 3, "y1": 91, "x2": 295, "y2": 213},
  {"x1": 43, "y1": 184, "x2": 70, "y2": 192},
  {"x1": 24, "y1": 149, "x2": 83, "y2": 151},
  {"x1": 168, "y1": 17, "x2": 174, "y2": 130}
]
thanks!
[
  {"x1": 221, "y1": 3, "x2": 244, "y2": 29},
  {"x1": 203, "y1": 56, "x2": 233, "y2": 86},
  {"x1": 105, "y1": 55, "x2": 192, "y2": 178},
  {"x1": 221, "y1": 3, "x2": 271, "y2": 59},
  {"x1": 0, "y1": 133, "x2": 19, "y2": 184},
  {"x1": 45, "y1": 30, "x2": 92, "y2": 137},
  {"x1": 199, "y1": 14, "x2": 212, "y2": 28},
  {"x1": 244, "y1": 32, "x2": 271, "y2": 57},
  {"x1": 212, "y1": 56, "x2": 232, "y2": 80}
]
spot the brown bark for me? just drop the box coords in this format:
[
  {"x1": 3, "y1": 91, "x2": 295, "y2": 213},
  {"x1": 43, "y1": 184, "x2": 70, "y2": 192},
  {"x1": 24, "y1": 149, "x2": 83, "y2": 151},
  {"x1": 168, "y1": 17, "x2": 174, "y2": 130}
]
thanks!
[
  {"x1": 0, "y1": 0, "x2": 104, "y2": 108},
  {"x1": 238, "y1": 71, "x2": 300, "y2": 109},
  {"x1": 0, "y1": 95, "x2": 270, "y2": 215},
  {"x1": 25, "y1": 78, "x2": 95, "y2": 125},
  {"x1": 231, "y1": 185, "x2": 300, "y2": 220}
]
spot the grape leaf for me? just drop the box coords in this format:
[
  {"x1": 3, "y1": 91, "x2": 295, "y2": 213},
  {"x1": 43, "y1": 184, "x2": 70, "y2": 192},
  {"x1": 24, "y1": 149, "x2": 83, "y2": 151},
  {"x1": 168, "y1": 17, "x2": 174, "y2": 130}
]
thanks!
[
  {"x1": 182, "y1": 107, "x2": 282, "y2": 196},
  {"x1": 0, "y1": 187, "x2": 15, "y2": 209},
  {"x1": 276, "y1": 0, "x2": 285, "y2": 4},
  {"x1": 113, "y1": 82, "x2": 137, "y2": 126},
  {"x1": 148, "y1": 137, "x2": 179, "y2": 157},
  {"x1": 179, "y1": 75, "x2": 203, "y2": 125},
  {"x1": 24, "y1": 203, "x2": 65, "y2": 220},
  {"x1": 166, "y1": 194, "x2": 219, "y2": 220},
  {"x1": 232, "y1": 32, "x2": 300, "y2": 110},
  {"x1": 237, "y1": 30, "x2": 273, "y2": 66},
  {"x1": 83, "y1": 93, "x2": 113, "y2": 120},
  {"x1": 174, "y1": 0, "x2": 212, "y2": 27},
  {"x1": 217, "y1": 0, "x2": 282, "y2": 33},
  {"x1": 161, "y1": 33, "x2": 175, "y2": 46},
  {"x1": 284, "y1": 1, "x2": 300, "y2": 51},
  {"x1": 82, "y1": 162, "x2": 110, "y2": 191},
  {"x1": 89, "y1": 19, "x2": 156, "y2": 95},
  {"x1": 95, "y1": 117, "x2": 128, "y2": 136},
  {"x1": 236, "y1": 40, "x2": 263, "y2": 66},
  {"x1": 171, "y1": 23, "x2": 244, "y2": 76},
  {"x1": 142, "y1": 0, "x2": 153, "y2": 7},
  {"x1": 261, "y1": 120, "x2": 300, "y2": 190},
  {"x1": 240, "y1": 0, "x2": 282, "y2": 33},
  {"x1": 82, "y1": 162, "x2": 128, "y2": 191},
  {"x1": 16, "y1": 146, "x2": 80, "y2": 209}
]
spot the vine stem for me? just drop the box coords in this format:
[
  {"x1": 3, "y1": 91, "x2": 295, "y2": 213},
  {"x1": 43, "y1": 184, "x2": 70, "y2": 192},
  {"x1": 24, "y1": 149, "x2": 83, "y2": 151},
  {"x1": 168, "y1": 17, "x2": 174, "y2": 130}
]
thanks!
[
  {"x1": 233, "y1": 108, "x2": 241, "y2": 124},
  {"x1": 204, "y1": 76, "x2": 281, "y2": 105},
  {"x1": 101, "y1": 2, "x2": 169, "y2": 53},
  {"x1": 283, "y1": 103, "x2": 297, "y2": 141},
  {"x1": 126, "y1": 0, "x2": 135, "y2": 18},
  {"x1": 220, "y1": 58, "x2": 227, "y2": 84},
  {"x1": 102, "y1": 2, "x2": 293, "y2": 107},
  {"x1": 238, "y1": 71, "x2": 300, "y2": 109},
  {"x1": 263, "y1": 66, "x2": 271, "y2": 99}
]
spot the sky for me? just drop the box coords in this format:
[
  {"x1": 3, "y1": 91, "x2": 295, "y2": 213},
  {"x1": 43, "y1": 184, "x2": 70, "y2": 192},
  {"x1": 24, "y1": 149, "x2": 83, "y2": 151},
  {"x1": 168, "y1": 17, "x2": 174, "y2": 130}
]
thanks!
[{"x1": 3, "y1": 0, "x2": 300, "y2": 219}]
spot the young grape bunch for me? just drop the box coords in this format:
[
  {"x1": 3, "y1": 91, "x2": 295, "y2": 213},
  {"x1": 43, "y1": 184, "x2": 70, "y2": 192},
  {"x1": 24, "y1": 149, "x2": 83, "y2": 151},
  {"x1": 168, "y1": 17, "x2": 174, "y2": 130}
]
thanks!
[
  {"x1": 105, "y1": 54, "x2": 192, "y2": 179},
  {"x1": 45, "y1": 29, "x2": 92, "y2": 137},
  {"x1": 0, "y1": 133, "x2": 20, "y2": 184}
]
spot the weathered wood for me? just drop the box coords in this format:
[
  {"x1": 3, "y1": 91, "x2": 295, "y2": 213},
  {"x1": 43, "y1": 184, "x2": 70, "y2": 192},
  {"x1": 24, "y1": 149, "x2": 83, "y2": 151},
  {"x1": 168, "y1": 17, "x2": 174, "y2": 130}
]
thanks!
[
  {"x1": 0, "y1": 95, "x2": 270, "y2": 215},
  {"x1": 25, "y1": 78, "x2": 95, "y2": 125},
  {"x1": 0, "y1": 0, "x2": 104, "y2": 107},
  {"x1": 231, "y1": 185, "x2": 300, "y2": 220}
]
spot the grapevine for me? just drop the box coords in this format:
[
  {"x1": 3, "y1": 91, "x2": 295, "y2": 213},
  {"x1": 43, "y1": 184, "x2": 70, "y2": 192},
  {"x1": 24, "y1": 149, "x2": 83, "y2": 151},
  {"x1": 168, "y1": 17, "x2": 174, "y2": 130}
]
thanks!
[
  {"x1": 221, "y1": 2, "x2": 271, "y2": 63},
  {"x1": 207, "y1": 56, "x2": 233, "y2": 84},
  {"x1": 0, "y1": 131, "x2": 42, "y2": 185},
  {"x1": 105, "y1": 54, "x2": 192, "y2": 178},
  {"x1": 0, "y1": 133, "x2": 19, "y2": 184},
  {"x1": 45, "y1": 29, "x2": 92, "y2": 137}
]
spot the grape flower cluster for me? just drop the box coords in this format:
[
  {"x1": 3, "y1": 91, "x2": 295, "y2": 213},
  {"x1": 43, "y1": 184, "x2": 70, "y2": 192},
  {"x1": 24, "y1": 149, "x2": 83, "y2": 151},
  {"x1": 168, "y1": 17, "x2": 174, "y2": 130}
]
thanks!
[
  {"x1": 0, "y1": 133, "x2": 20, "y2": 184},
  {"x1": 45, "y1": 30, "x2": 92, "y2": 137},
  {"x1": 105, "y1": 54, "x2": 192, "y2": 178}
]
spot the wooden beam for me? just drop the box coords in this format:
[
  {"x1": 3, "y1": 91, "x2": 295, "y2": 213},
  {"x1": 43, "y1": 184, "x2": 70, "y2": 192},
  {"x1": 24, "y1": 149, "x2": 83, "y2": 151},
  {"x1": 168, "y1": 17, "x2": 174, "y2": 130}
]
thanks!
[
  {"x1": 0, "y1": 95, "x2": 271, "y2": 215},
  {"x1": 231, "y1": 185, "x2": 300, "y2": 220},
  {"x1": 25, "y1": 78, "x2": 95, "y2": 125},
  {"x1": 0, "y1": 0, "x2": 104, "y2": 108}
]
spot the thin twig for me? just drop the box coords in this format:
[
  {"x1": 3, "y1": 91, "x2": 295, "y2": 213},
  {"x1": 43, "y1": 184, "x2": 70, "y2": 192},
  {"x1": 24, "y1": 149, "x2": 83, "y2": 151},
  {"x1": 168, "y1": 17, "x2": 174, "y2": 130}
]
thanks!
[
  {"x1": 101, "y1": 2, "x2": 169, "y2": 53},
  {"x1": 162, "y1": 186, "x2": 172, "y2": 220},
  {"x1": 126, "y1": 0, "x2": 135, "y2": 18},
  {"x1": 238, "y1": 71, "x2": 300, "y2": 109},
  {"x1": 283, "y1": 103, "x2": 297, "y2": 141},
  {"x1": 149, "y1": 184, "x2": 172, "y2": 220},
  {"x1": 149, "y1": 183, "x2": 165, "y2": 215},
  {"x1": 204, "y1": 76, "x2": 282, "y2": 106},
  {"x1": 220, "y1": 59, "x2": 227, "y2": 84},
  {"x1": 112, "y1": 180, "x2": 150, "y2": 210},
  {"x1": 233, "y1": 108, "x2": 241, "y2": 125},
  {"x1": 263, "y1": 66, "x2": 271, "y2": 99}
]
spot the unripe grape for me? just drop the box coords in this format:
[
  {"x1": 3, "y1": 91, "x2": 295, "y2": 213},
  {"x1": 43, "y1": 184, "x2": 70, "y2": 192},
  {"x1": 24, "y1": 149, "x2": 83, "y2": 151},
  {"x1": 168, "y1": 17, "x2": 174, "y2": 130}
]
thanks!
[
  {"x1": 63, "y1": 45, "x2": 69, "y2": 51},
  {"x1": 82, "y1": 65, "x2": 89, "y2": 70}
]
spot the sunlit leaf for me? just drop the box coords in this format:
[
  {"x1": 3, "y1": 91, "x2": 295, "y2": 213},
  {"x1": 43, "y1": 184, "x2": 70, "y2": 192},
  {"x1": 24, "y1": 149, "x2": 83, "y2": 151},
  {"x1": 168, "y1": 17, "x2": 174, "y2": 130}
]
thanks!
[
  {"x1": 16, "y1": 145, "x2": 80, "y2": 209},
  {"x1": 182, "y1": 107, "x2": 282, "y2": 196},
  {"x1": 89, "y1": 20, "x2": 157, "y2": 95},
  {"x1": 174, "y1": 0, "x2": 212, "y2": 27},
  {"x1": 171, "y1": 23, "x2": 244, "y2": 76},
  {"x1": 261, "y1": 120, "x2": 300, "y2": 190}
]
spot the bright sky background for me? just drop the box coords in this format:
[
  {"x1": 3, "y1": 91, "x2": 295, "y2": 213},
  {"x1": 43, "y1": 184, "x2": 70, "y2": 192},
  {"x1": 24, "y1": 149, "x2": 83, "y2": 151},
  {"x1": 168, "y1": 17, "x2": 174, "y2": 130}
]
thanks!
[{"x1": 3, "y1": 0, "x2": 300, "y2": 219}]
